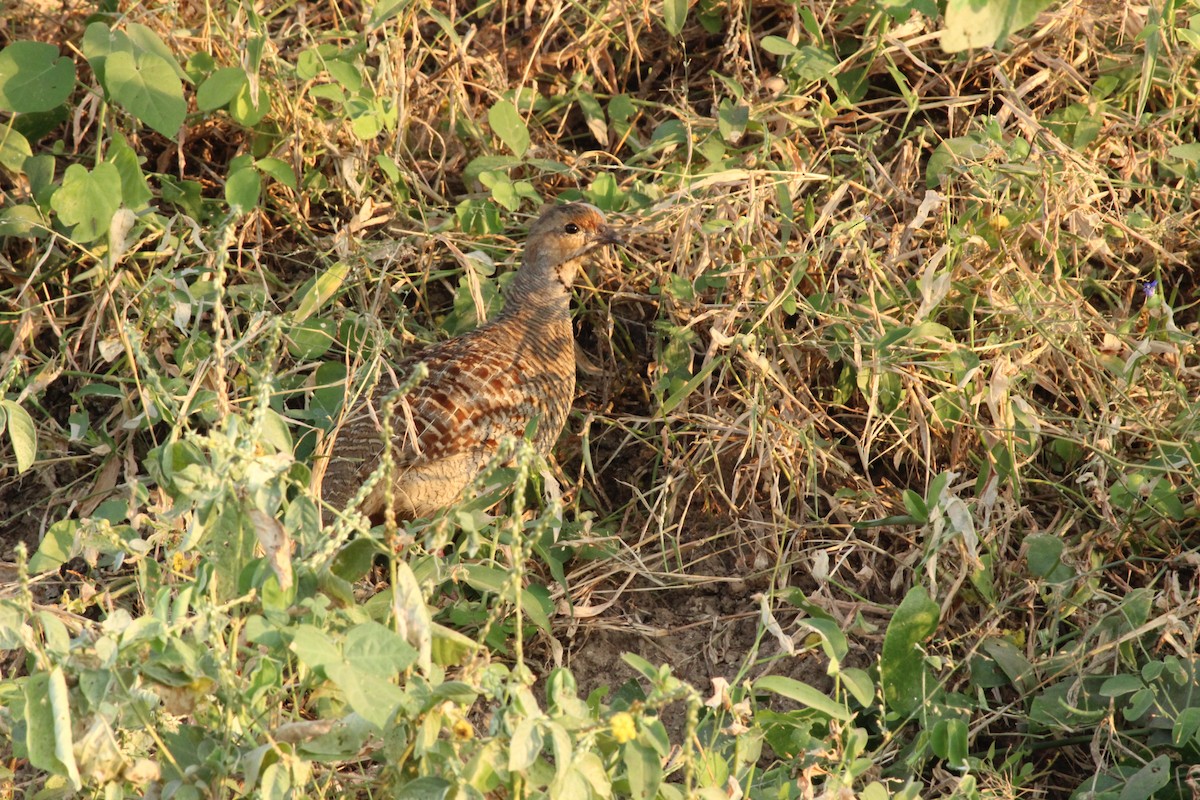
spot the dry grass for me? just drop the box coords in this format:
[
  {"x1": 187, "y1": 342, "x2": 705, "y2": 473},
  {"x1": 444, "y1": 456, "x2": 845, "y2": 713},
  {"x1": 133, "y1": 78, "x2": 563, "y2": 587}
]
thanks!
[{"x1": 3, "y1": 0, "x2": 1200, "y2": 795}]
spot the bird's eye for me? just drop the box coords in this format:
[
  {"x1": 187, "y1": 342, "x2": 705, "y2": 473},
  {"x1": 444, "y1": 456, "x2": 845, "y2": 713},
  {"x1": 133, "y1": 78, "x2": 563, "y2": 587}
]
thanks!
[{"x1": 564, "y1": 223, "x2": 580, "y2": 234}]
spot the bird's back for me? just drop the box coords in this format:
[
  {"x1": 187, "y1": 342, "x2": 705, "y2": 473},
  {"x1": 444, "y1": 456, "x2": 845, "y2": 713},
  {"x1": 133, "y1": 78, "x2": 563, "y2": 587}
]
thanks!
[{"x1": 320, "y1": 310, "x2": 575, "y2": 521}]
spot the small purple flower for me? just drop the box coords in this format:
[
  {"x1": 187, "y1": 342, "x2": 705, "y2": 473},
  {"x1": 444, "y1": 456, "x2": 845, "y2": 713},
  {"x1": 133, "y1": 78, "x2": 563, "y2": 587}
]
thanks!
[{"x1": 1142, "y1": 280, "x2": 1158, "y2": 298}]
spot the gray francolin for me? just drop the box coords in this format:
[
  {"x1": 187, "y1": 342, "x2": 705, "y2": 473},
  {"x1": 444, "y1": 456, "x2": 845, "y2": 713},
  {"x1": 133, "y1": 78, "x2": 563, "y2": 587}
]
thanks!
[{"x1": 319, "y1": 202, "x2": 623, "y2": 523}]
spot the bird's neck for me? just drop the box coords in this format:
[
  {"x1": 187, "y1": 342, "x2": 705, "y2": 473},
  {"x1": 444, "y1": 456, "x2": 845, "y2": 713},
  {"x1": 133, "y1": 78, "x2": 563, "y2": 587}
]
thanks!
[{"x1": 499, "y1": 258, "x2": 577, "y2": 323}]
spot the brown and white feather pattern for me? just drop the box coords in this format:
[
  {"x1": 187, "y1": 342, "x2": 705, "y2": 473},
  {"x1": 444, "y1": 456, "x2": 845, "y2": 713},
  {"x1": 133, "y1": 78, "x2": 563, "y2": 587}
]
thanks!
[{"x1": 320, "y1": 203, "x2": 621, "y2": 522}]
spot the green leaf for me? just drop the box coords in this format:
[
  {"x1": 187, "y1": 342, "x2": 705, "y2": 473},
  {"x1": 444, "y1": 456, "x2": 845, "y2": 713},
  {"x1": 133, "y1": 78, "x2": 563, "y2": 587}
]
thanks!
[
  {"x1": 343, "y1": 621, "x2": 418, "y2": 677},
  {"x1": 394, "y1": 777, "x2": 452, "y2": 800},
  {"x1": 430, "y1": 622, "x2": 479, "y2": 667},
  {"x1": 1099, "y1": 674, "x2": 1143, "y2": 698},
  {"x1": 839, "y1": 667, "x2": 876, "y2": 707},
  {"x1": 231, "y1": 81, "x2": 271, "y2": 126},
  {"x1": 107, "y1": 136, "x2": 153, "y2": 209},
  {"x1": 256, "y1": 157, "x2": 297, "y2": 189},
  {"x1": 941, "y1": 0, "x2": 1053, "y2": 53},
  {"x1": 325, "y1": 663, "x2": 408, "y2": 730},
  {"x1": 508, "y1": 717, "x2": 543, "y2": 772},
  {"x1": 1172, "y1": 706, "x2": 1200, "y2": 748},
  {"x1": 488, "y1": 100, "x2": 530, "y2": 157},
  {"x1": 286, "y1": 318, "x2": 337, "y2": 359},
  {"x1": 761, "y1": 36, "x2": 799, "y2": 55},
  {"x1": 624, "y1": 740, "x2": 662, "y2": 800},
  {"x1": 23, "y1": 669, "x2": 82, "y2": 790},
  {"x1": 225, "y1": 166, "x2": 261, "y2": 215},
  {"x1": 196, "y1": 66, "x2": 247, "y2": 111},
  {"x1": 125, "y1": 23, "x2": 191, "y2": 84},
  {"x1": 0, "y1": 41, "x2": 76, "y2": 113},
  {"x1": 880, "y1": 585, "x2": 940, "y2": 716},
  {"x1": 0, "y1": 204, "x2": 45, "y2": 238},
  {"x1": 717, "y1": 100, "x2": 748, "y2": 145},
  {"x1": 1117, "y1": 755, "x2": 1169, "y2": 800},
  {"x1": 49, "y1": 162, "x2": 122, "y2": 243},
  {"x1": 753, "y1": 675, "x2": 852, "y2": 720},
  {"x1": 106, "y1": 50, "x2": 187, "y2": 138},
  {"x1": 978, "y1": 638, "x2": 1034, "y2": 694},
  {"x1": 662, "y1": 0, "x2": 687, "y2": 36},
  {"x1": 28, "y1": 520, "x2": 78, "y2": 574},
  {"x1": 290, "y1": 624, "x2": 341, "y2": 674},
  {"x1": 930, "y1": 717, "x2": 968, "y2": 767},
  {"x1": 294, "y1": 262, "x2": 350, "y2": 323},
  {"x1": 1024, "y1": 533, "x2": 1063, "y2": 579},
  {"x1": 0, "y1": 123, "x2": 32, "y2": 172},
  {"x1": 0, "y1": 399, "x2": 36, "y2": 473}
]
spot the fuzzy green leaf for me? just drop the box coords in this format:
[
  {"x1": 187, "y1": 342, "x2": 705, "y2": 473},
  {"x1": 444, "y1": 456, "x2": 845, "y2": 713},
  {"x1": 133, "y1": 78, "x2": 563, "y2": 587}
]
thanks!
[
  {"x1": 0, "y1": 41, "x2": 75, "y2": 113},
  {"x1": 49, "y1": 162, "x2": 122, "y2": 243},
  {"x1": 106, "y1": 49, "x2": 186, "y2": 138},
  {"x1": 0, "y1": 399, "x2": 36, "y2": 473},
  {"x1": 488, "y1": 100, "x2": 530, "y2": 157}
]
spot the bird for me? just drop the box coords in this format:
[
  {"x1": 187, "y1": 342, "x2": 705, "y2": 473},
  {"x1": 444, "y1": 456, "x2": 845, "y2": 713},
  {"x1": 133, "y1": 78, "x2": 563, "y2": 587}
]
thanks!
[{"x1": 319, "y1": 202, "x2": 624, "y2": 524}]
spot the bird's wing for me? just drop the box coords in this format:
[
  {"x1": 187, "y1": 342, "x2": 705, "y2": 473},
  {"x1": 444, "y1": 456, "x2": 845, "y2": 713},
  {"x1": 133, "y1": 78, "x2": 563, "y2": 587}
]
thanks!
[{"x1": 319, "y1": 327, "x2": 525, "y2": 507}]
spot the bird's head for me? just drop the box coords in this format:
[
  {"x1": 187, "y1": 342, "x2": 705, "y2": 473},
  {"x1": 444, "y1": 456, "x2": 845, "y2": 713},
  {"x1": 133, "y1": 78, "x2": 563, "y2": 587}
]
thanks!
[{"x1": 522, "y1": 203, "x2": 624, "y2": 289}]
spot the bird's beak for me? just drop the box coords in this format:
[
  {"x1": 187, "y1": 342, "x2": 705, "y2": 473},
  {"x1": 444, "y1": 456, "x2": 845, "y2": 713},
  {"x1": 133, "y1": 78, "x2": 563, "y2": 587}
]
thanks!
[{"x1": 595, "y1": 225, "x2": 625, "y2": 247}]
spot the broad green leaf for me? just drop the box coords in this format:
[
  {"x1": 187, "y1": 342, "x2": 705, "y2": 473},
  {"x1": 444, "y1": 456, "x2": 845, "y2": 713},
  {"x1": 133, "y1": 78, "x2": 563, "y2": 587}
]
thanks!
[
  {"x1": 0, "y1": 123, "x2": 32, "y2": 172},
  {"x1": 624, "y1": 740, "x2": 662, "y2": 800},
  {"x1": 256, "y1": 156, "x2": 297, "y2": 189},
  {"x1": 286, "y1": 318, "x2": 337, "y2": 359},
  {"x1": 1099, "y1": 674, "x2": 1143, "y2": 697},
  {"x1": 488, "y1": 100, "x2": 530, "y2": 157},
  {"x1": 49, "y1": 162, "x2": 122, "y2": 243},
  {"x1": 520, "y1": 585, "x2": 553, "y2": 634},
  {"x1": 231, "y1": 81, "x2": 271, "y2": 126},
  {"x1": 753, "y1": 675, "x2": 852, "y2": 720},
  {"x1": 1024, "y1": 533, "x2": 1064, "y2": 579},
  {"x1": 930, "y1": 717, "x2": 968, "y2": 767},
  {"x1": 717, "y1": 100, "x2": 748, "y2": 145},
  {"x1": 1117, "y1": 755, "x2": 1169, "y2": 800},
  {"x1": 0, "y1": 41, "x2": 75, "y2": 113},
  {"x1": 343, "y1": 621, "x2": 418, "y2": 677},
  {"x1": 107, "y1": 135, "x2": 153, "y2": 209},
  {"x1": 325, "y1": 662, "x2": 409, "y2": 731},
  {"x1": 394, "y1": 777, "x2": 452, "y2": 800},
  {"x1": 1173, "y1": 707, "x2": 1200, "y2": 748},
  {"x1": 800, "y1": 617, "x2": 849, "y2": 662},
  {"x1": 508, "y1": 717, "x2": 543, "y2": 772},
  {"x1": 225, "y1": 165, "x2": 261, "y2": 215},
  {"x1": 941, "y1": 0, "x2": 1053, "y2": 53},
  {"x1": 290, "y1": 624, "x2": 342, "y2": 674},
  {"x1": 81, "y1": 22, "x2": 128, "y2": 83},
  {"x1": 839, "y1": 667, "x2": 876, "y2": 707},
  {"x1": 24, "y1": 669, "x2": 82, "y2": 790},
  {"x1": 0, "y1": 399, "x2": 36, "y2": 473},
  {"x1": 106, "y1": 50, "x2": 187, "y2": 138},
  {"x1": 463, "y1": 563, "x2": 511, "y2": 596},
  {"x1": 125, "y1": 23, "x2": 191, "y2": 83},
  {"x1": 880, "y1": 585, "x2": 940, "y2": 716},
  {"x1": 978, "y1": 638, "x2": 1034, "y2": 694},
  {"x1": 196, "y1": 66, "x2": 247, "y2": 111},
  {"x1": 761, "y1": 36, "x2": 799, "y2": 55},
  {"x1": 662, "y1": 0, "x2": 687, "y2": 36},
  {"x1": 28, "y1": 519, "x2": 78, "y2": 574},
  {"x1": 430, "y1": 622, "x2": 478, "y2": 667}
]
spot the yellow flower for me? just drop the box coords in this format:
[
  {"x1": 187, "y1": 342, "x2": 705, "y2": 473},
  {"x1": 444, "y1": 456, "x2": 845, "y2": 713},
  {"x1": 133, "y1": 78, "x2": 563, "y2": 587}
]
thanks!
[
  {"x1": 610, "y1": 712, "x2": 637, "y2": 744},
  {"x1": 452, "y1": 720, "x2": 474, "y2": 741}
]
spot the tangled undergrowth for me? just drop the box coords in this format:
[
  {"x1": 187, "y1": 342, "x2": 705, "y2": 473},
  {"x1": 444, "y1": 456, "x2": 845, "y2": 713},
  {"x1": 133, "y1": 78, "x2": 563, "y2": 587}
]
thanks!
[{"x1": 2, "y1": 0, "x2": 1199, "y2": 797}]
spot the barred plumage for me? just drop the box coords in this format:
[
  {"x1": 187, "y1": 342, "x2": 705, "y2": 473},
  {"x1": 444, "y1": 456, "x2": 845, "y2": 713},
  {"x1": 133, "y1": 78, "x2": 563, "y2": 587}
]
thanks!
[{"x1": 319, "y1": 203, "x2": 622, "y2": 522}]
